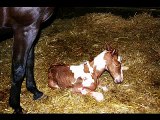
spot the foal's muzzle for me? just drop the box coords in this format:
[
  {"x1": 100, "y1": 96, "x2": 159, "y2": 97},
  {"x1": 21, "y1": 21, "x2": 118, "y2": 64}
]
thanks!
[{"x1": 114, "y1": 76, "x2": 123, "y2": 84}]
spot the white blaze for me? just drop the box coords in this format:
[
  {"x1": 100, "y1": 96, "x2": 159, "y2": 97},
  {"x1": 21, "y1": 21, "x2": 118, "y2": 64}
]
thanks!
[{"x1": 118, "y1": 56, "x2": 122, "y2": 63}]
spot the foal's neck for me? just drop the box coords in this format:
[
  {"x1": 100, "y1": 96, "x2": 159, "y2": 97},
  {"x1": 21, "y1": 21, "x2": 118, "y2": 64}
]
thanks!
[{"x1": 87, "y1": 50, "x2": 107, "y2": 80}]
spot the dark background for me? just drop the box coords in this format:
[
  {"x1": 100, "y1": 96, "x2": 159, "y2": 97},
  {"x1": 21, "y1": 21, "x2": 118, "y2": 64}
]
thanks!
[
  {"x1": 0, "y1": 7, "x2": 160, "y2": 41},
  {"x1": 56, "y1": 7, "x2": 160, "y2": 19}
]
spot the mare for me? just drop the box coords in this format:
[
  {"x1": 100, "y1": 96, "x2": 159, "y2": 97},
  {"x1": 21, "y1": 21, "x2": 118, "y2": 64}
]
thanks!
[{"x1": 0, "y1": 7, "x2": 55, "y2": 114}]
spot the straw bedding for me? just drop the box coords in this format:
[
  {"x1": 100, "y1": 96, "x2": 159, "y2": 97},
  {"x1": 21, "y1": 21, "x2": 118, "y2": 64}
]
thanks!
[{"x1": 0, "y1": 12, "x2": 160, "y2": 113}]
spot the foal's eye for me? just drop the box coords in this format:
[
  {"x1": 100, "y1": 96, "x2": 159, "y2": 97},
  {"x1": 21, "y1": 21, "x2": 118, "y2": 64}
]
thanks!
[
  {"x1": 115, "y1": 63, "x2": 119, "y2": 67},
  {"x1": 113, "y1": 58, "x2": 121, "y2": 67},
  {"x1": 114, "y1": 61, "x2": 121, "y2": 67}
]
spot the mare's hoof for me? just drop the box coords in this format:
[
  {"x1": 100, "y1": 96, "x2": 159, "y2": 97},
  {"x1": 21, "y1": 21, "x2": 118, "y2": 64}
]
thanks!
[
  {"x1": 33, "y1": 91, "x2": 43, "y2": 100},
  {"x1": 13, "y1": 107, "x2": 27, "y2": 114}
]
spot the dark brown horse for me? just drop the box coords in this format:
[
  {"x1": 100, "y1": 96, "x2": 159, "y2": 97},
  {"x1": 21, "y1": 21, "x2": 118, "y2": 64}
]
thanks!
[{"x1": 0, "y1": 7, "x2": 55, "y2": 114}]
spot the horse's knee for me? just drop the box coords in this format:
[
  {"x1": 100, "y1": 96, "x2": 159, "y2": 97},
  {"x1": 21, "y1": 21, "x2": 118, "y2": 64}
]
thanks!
[{"x1": 12, "y1": 65, "x2": 25, "y2": 83}]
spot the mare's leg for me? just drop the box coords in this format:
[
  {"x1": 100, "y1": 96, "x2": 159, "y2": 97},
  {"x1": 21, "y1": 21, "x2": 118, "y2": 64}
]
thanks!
[
  {"x1": 26, "y1": 47, "x2": 43, "y2": 100},
  {"x1": 9, "y1": 24, "x2": 39, "y2": 114}
]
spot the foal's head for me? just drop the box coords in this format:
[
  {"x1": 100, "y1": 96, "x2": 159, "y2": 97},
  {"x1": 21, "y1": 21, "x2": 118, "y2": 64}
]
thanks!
[{"x1": 104, "y1": 45, "x2": 123, "y2": 83}]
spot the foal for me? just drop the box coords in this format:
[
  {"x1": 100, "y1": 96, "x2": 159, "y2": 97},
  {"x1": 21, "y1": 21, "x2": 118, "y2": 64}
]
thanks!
[{"x1": 48, "y1": 45, "x2": 123, "y2": 101}]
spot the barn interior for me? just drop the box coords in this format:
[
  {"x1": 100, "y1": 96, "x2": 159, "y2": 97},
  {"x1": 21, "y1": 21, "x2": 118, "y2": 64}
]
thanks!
[{"x1": 0, "y1": 7, "x2": 160, "y2": 113}]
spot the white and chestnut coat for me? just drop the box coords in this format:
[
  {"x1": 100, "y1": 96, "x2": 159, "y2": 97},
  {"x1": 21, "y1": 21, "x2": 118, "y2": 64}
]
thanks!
[{"x1": 48, "y1": 46, "x2": 124, "y2": 101}]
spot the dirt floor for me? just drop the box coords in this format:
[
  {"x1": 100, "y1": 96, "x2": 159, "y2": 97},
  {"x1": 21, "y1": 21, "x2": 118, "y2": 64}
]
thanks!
[{"x1": 0, "y1": 12, "x2": 160, "y2": 113}]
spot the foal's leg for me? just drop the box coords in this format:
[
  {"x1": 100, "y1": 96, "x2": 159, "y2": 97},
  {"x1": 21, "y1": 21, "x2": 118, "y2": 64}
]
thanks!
[
  {"x1": 72, "y1": 86, "x2": 104, "y2": 102},
  {"x1": 9, "y1": 25, "x2": 39, "y2": 114},
  {"x1": 89, "y1": 91, "x2": 104, "y2": 102},
  {"x1": 26, "y1": 47, "x2": 43, "y2": 100},
  {"x1": 97, "y1": 81, "x2": 108, "y2": 92},
  {"x1": 80, "y1": 88, "x2": 104, "y2": 102},
  {"x1": 48, "y1": 79, "x2": 60, "y2": 89}
]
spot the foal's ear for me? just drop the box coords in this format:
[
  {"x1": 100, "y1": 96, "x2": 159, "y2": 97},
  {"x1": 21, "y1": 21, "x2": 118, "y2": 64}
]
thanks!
[
  {"x1": 112, "y1": 49, "x2": 118, "y2": 56},
  {"x1": 106, "y1": 44, "x2": 112, "y2": 51}
]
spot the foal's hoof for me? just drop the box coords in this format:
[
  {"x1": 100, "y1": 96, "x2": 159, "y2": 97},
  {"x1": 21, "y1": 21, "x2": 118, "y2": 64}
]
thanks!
[
  {"x1": 91, "y1": 92, "x2": 104, "y2": 102},
  {"x1": 33, "y1": 91, "x2": 43, "y2": 100}
]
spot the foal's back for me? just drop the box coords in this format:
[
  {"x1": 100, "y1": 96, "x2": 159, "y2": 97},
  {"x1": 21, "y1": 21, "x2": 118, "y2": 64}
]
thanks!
[{"x1": 48, "y1": 65, "x2": 75, "y2": 89}]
